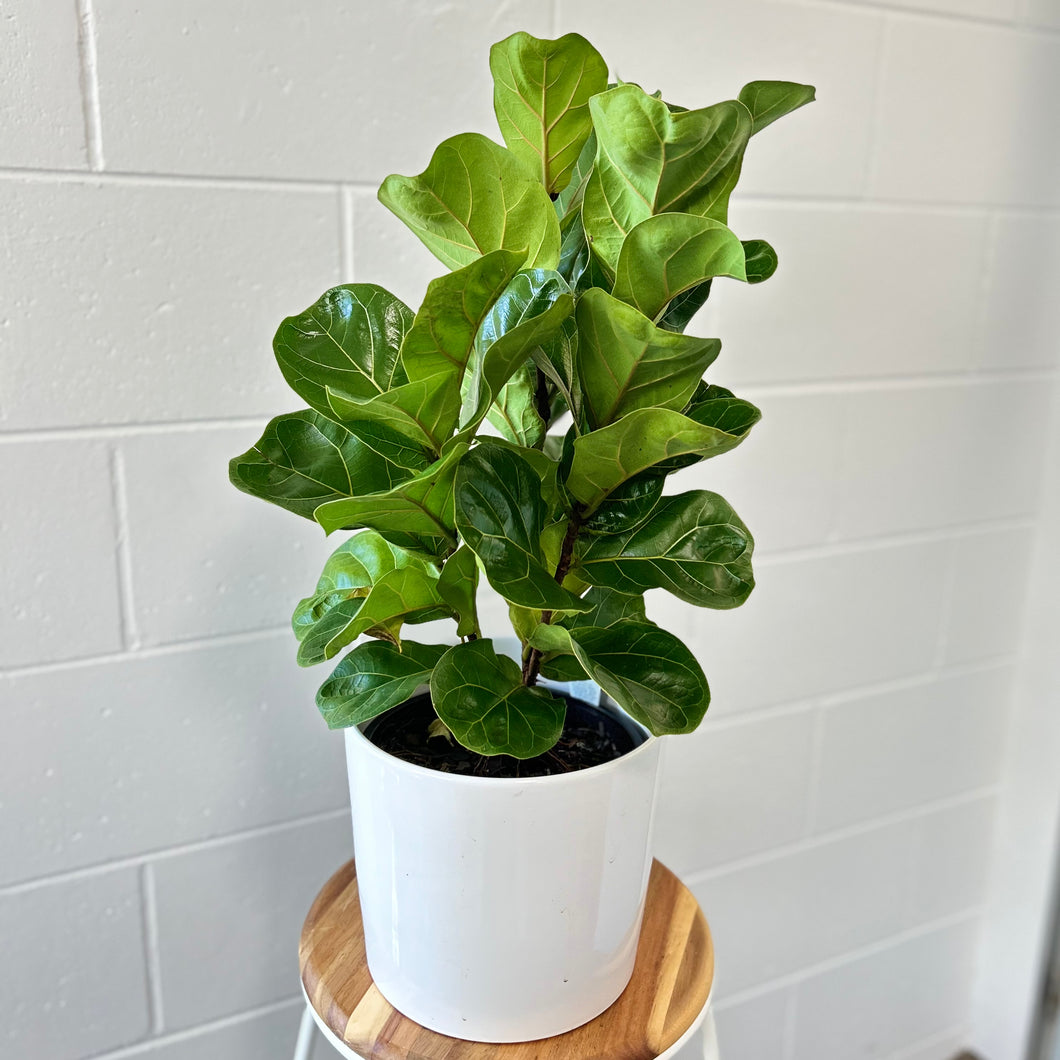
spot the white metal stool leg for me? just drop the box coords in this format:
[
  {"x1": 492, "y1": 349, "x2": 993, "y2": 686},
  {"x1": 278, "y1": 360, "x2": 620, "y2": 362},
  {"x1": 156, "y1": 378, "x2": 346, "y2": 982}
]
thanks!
[
  {"x1": 293, "y1": 1003, "x2": 318, "y2": 1060},
  {"x1": 701, "y1": 1008, "x2": 719, "y2": 1059}
]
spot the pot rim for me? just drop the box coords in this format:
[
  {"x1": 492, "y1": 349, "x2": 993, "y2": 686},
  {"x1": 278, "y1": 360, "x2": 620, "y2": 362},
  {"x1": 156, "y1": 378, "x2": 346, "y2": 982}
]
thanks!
[{"x1": 346, "y1": 694, "x2": 659, "y2": 789}]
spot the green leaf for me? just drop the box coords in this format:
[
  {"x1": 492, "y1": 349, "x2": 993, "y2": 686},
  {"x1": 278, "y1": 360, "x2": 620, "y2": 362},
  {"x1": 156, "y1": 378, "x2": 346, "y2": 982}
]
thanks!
[
  {"x1": 657, "y1": 280, "x2": 711, "y2": 333},
  {"x1": 455, "y1": 442, "x2": 589, "y2": 612},
  {"x1": 400, "y1": 250, "x2": 525, "y2": 386},
  {"x1": 228, "y1": 410, "x2": 429, "y2": 520},
  {"x1": 562, "y1": 585, "x2": 647, "y2": 629},
  {"x1": 577, "y1": 288, "x2": 720, "y2": 428},
  {"x1": 574, "y1": 490, "x2": 754, "y2": 608},
  {"x1": 316, "y1": 640, "x2": 449, "y2": 729},
  {"x1": 460, "y1": 269, "x2": 574, "y2": 437},
  {"x1": 529, "y1": 621, "x2": 709, "y2": 735},
  {"x1": 293, "y1": 533, "x2": 446, "y2": 666},
  {"x1": 486, "y1": 367, "x2": 546, "y2": 447},
  {"x1": 582, "y1": 85, "x2": 752, "y2": 270},
  {"x1": 583, "y1": 472, "x2": 664, "y2": 534},
  {"x1": 612, "y1": 214, "x2": 747, "y2": 322},
  {"x1": 314, "y1": 442, "x2": 466, "y2": 556},
  {"x1": 431, "y1": 639, "x2": 565, "y2": 757},
  {"x1": 566, "y1": 399, "x2": 760, "y2": 511},
  {"x1": 742, "y1": 238, "x2": 779, "y2": 284},
  {"x1": 378, "y1": 133, "x2": 561, "y2": 271},
  {"x1": 437, "y1": 546, "x2": 480, "y2": 638},
  {"x1": 272, "y1": 284, "x2": 412, "y2": 418},
  {"x1": 738, "y1": 80, "x2": 816, "y2": 135},
  {"x1": 530, "y1": 314, "x2": 581, "y2": 424},
  {"x1": 490, "y1": 32, "x2": 608, "y2": 193}
]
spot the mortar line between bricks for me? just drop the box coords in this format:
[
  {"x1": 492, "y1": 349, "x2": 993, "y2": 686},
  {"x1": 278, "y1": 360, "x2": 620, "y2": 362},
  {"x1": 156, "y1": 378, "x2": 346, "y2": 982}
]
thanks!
[
  {"x1": 709, "y1": 906, "x2": 985, "y2": 1012},
  {"x1": 0, "y1": 625, "x2": 290, "y2": 679},
  {"x1": 0, "y1": 807, "x2": 351, "y2": 898},
  {"x1": 109, "y1": 446, "x2": 141, "y2": 651},
  {"x1": 83, "y1": 996, "x2": 305, "y2": 1060},
  {"x1": 685, "y1": 786, "x2": 1001, "y2": 886},
  {"x1": 735, "y1": 192, "x2": 1060, "y2": 216},
  {"x1": 0, "y1": 416, "x2": 269, "y2": 443},
  {"x1": 0, "y1": 165, "x2": 373, "y2": 193},
  {"x1": 790, "y1": 0, "x2": 1055, "y2": 34},
  {"x1": 75, "y1": 0, "x2": 104, "y2": 171},
  {"x1": 140, "y1": 864, "x2": 166, "y2": 1033},
  {"x1": 885, "y1": 1023, "x2": 969, "y2": 1060}
]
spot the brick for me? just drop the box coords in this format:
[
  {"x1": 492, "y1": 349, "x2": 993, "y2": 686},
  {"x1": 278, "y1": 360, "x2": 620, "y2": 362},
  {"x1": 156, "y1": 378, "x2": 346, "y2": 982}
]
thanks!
[
  {"x1": 655, "y1": 709, "x2": 814, "y2": 875},
  {"x1": 0, "y1": 180, "x2": 339, "y2": 429},
  {"x1": 0, "y1": 635, "x2": 346, "y2": 886},
  {"x1": 695, "y1": 541, "x2": 950, "y2": 713},
  {"x1": 814, "y1": 668, "x2": 1011, "y2": 831},
  {"x1": 119, "y1": 427, "x2": 328, "y2": 645},
  {"x1": 93, "y1": 0, "x2": 552, "y2": 181},
  {"x1": 151, "y1": 816, "x2": 352, "y2": 1028},
  {"x1": 0, "y1": 1, "x2": 87, "y2": 168},
  {"x1": 791, "y1": 921, "x2": 978, "y2": 1060},
  {"x1": 835, "y1": 382, "x2": 1051, "y2": 540},
  {"x1": 0, "y1": 869, "x2": 148, "y2": 1059},
  {"x1": 0, "y1": 439, "x2": 123, "y2": 667},
  {"x1": 872, "y1": 20, "x2": 1060, "y2": 206},
  {"x1": 558, "y1": 0, "x2": 883, "y2": 199},
  {"x1": 709, "y1": 203, "x2": 990, "y2": 387}
]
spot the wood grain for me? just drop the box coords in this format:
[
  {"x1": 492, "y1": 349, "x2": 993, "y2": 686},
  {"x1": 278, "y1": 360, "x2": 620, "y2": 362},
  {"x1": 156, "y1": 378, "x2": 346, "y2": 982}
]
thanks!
[{"x1": 300, "y1": 858, "x2": 714, "y2": 1060}]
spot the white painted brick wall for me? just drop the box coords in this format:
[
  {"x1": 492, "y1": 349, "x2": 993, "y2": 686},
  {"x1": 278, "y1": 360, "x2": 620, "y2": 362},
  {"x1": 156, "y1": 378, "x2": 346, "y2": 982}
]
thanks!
[{"x1": 1, "y1": 2, "x2": 1056, "y2": 1059}]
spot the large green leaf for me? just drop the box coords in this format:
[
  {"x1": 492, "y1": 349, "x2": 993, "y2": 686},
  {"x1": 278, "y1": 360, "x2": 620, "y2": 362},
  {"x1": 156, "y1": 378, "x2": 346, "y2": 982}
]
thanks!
[
  {"x1": 582, "y1": 85, "x2": 752, "y2": 270},
  {"x1": 562, "y1": 585, "x2": 647, "y2": 629},
  {"x1": 316, "y1": 640, "x2": 449, "y2": 730},
  {"x1": 530, "y1": 314, "x2": 581, "y2": 424},
  {"x1": 490, "y1": 32, "x2": 608, "y2": 194},
  {"x1": 583, "y1": 472, "x2": 664, "y2": 534},
  {"x1": 378, "y1": 133, "x2": 560, "y2": 271},
  {"x1": 459, "y1": 269, "x2": 574, "y2": 438},
  {"x1": 431, "y1": 639, "x2": 565, "y2": 757},
  {"x1": 574, "y1": 490, "x2": 754, "y2": 608},
  {"x1": 738, "y1": 80, "x2": 816, "y2": 135},
  {"x1": 455, "y1": 443, "x2": 589, "y2": 612},
  {"x1": 742, "y1": 238, "x2": 779, "y2": 284},
  {"x1": 566, "y1": 399, "x2": 759, "y2": 512},
  {"x1": 437, "y1": 546, "x2": 480, "y2": 638},
  {"x1": 293, "y1": 533, "x2": 446, "y2": 666},
  {"x1": 400, "y1": 250, "x2": 525, "y2": 386},
  {"x1": 314, "y1": 442, "x2": 466, "y2": 556},
  {"x1": 486, "y1": 367, "x2": 546, "y2": 448},
  {"x1": 529, "y1": 621, "x2": 709, "y2": 734},
  {"x1": 612, "y1": 214, "x2": 747, "y2": 322},
  {"x1": 228, "y1": 410, "x2": 429, "y2": 520},
  {"x1": 273, "y1": 284, "x2": 412, "y2": 418},
  {"x1": 577, "y1": 288, "x2": 720, "y2": 428}
]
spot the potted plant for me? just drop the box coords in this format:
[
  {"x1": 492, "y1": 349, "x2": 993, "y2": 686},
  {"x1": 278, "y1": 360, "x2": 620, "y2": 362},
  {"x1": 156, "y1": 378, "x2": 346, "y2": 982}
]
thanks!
[{"x1": 230, "y1": 30, "x2": 813, "y2": 1044}]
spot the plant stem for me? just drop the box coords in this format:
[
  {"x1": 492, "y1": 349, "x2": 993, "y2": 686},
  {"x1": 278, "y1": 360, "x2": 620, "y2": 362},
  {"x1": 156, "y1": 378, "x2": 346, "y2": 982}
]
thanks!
[{"x1": 522, "y1": 504, "x2": 584, "y2": 686}]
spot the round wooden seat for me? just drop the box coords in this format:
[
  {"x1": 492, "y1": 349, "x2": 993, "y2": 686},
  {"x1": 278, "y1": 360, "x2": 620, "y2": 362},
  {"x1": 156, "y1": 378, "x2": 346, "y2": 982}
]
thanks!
[{"x1": 299, "y1": 858, "x2": 714, "y2": 1060}]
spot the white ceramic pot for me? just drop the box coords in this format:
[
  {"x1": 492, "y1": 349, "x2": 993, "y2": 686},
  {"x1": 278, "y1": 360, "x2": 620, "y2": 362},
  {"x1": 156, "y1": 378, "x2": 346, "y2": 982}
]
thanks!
[{"x1": 344, "y1": 695, "x2": 663, "y2": 1042}]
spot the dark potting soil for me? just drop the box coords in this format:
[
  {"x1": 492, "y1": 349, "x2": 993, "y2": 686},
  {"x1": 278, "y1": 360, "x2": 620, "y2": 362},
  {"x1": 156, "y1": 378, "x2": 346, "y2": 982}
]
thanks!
[{"x1": 363, "y1": 692, "x2": 644, "y2": 778}]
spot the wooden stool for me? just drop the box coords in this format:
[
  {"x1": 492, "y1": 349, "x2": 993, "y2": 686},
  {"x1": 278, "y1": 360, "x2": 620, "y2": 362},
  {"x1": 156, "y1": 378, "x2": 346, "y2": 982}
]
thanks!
[{"x1": 296, "y1": 858, "x2": 717, "y2": 1060}]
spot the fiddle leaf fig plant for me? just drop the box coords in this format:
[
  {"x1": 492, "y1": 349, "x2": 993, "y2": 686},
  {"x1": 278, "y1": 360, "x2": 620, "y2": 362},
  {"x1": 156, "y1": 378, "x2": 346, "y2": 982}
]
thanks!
[{"x1": 229, "y1": 30, "x2": 815, "y2": 760}]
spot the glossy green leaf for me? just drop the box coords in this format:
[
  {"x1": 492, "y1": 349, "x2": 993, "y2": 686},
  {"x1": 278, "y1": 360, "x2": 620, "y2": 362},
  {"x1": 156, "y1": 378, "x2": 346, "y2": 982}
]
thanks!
[
  {"x1": 293, "y1": 533, "x2": 446, "y2": 666},
  {"x1": 378, "y1": 133, "x2": 560, "y2": 271},
  {"x1": 431, "y1": 639, "x2": 565, "y2": 757},
  {"x1": 455, "y1": 443, "x2": 589, "y2": 612},
  {"x1": 326, "y1": 370, "x2": 457, "y2": 453},
  {"x1": 567, "y1": 399, "x2": 760, "y2": 511},
  {"x1": 529, "y1": 621, "x2": 709, "y2": 734},
  {"x1": 314, "y1": 442, "x2": 467, "y2": 556},
  {"x1": 577, "y1": 288, "x2": 720, "y2": 428},
  {"x1": 437, "y1": 546, "x2": 480, "y2": 638},
  {"x1": 738, "y1": 80, "x2": 816, "y2": 135},
  {"x1": 612, "y1": 214, "x2": 747, "y2": 321},
  {"x1": 228, "y1": 410, "x2": 429, "y2": 521},
  {"x1": 574, "y1": 490, "x2": 754, "y2": 608},
  {"x1": 582, "y1": 85, "x2": 752, "y2": 269},
  {"x1": 316, "y1": 640, "x2": 449, "y2": 729},
  {"x1": 272, "y1": 284, "x2": 412, "y2": 418},
  {"x1": 400, "y1": 250, "x2": 525, "y2": 386},
  {"x1": 486, "y1": 367, "x2": 546, "y2": 447},
  {"x1": 490, "y1": 32, "x2": 608, "y2": 193},
  {"x1": 562, "y1": 585, "x2": 647, "y2": 629},
  {"x1": 554, "y1": 131, "x2": 596, "y2": 219},
  {"x1": 530, "y1": 314, "x2": 581, "y2": 424},
  {"x1": 459, "y1": 269, "x2": 574, "y2": 438},
  {"x1": 742, "y1": 238, "x2": 779, "y2": 284},
  {"x1": 582, "y1": 472, "x2": 664, "y2": 534}
]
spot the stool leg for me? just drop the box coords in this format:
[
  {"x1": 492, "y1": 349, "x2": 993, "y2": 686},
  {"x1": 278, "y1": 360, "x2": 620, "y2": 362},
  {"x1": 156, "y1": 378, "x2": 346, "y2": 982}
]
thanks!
[
  {"x1": 293, "y1": 1003, "x2": 317, "y2": 1060},
  {"x1": 701, "y1": 1008, "x2": 719, "y2": 1059}
]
